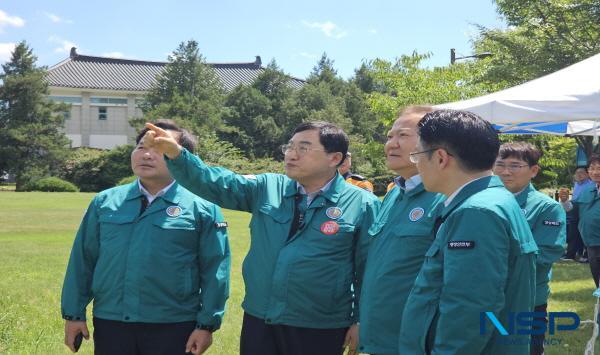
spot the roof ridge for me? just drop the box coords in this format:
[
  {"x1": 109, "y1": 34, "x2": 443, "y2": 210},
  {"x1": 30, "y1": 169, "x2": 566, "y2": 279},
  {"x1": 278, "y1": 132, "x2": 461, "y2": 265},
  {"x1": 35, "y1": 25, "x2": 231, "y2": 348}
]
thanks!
[{"x1": 71, "y1": 53, "x2": 263, "y2": 68}]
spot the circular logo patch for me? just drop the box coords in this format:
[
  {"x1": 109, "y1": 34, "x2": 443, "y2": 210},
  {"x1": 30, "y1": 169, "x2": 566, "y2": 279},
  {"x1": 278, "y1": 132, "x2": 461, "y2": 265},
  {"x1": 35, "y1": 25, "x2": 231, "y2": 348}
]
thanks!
[
  {"x1": 409, "y1": 207, "x2": 425, "y2": 222},
  {"x1": 325, "y1": 207, "x2": 343, "y2": 219},
  {"x1": 320, "y1": 221, "x2": 340, "y2": 235},
  {"x1": 166, "y1": 206, "x2": 182, "y2": 217}
]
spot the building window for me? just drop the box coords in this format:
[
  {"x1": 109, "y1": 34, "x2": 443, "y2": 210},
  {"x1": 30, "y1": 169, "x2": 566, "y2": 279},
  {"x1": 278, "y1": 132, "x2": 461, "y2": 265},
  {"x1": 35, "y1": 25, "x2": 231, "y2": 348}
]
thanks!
[
  {"x1": 90, "y1": 97, "x2": 128, "y2": 105},
  {"x1": 63, "y1": 111, "x2": 71, "y2": 120},
  {"x1": 98, "y1": 107, "x2": 108, "y2": 120},
  {"x1": 48, "y1": 96, "x2": 82, "y2": 104}
]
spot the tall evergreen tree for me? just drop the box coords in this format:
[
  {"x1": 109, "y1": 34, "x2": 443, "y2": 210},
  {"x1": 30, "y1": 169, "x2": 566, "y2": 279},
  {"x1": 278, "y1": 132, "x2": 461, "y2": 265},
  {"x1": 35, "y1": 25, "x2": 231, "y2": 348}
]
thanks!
[
  {"x1": 138, "y1": 40, "x2": 225, "y2": 134},
  {"x1": 0, "y1": 41, "x2": 69, "y2": 190}
]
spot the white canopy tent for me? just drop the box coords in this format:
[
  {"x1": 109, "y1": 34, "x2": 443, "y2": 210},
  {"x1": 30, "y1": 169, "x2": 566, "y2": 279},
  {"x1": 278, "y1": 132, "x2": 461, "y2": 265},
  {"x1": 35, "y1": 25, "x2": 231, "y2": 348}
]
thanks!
[{"x1": 436, "y1": 52, "x2": 600, "y2": 135}]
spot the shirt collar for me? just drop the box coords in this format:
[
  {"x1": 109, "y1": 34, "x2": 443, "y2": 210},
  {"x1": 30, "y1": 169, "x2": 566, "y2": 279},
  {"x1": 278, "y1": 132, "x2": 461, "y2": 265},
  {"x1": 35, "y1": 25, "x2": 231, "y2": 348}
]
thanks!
[
  {"x1": 444, "y1": 175, "x2": 491, "y2": 207},
  {"x1": 297, "y1": 175, "x2": 336, "y2": 205},
  {"x1": 138, "y1": 179, "x2": 176, "y2": 204},
  {"x1": 395, "y1": 174, "x2": 422, "y2": 192}
]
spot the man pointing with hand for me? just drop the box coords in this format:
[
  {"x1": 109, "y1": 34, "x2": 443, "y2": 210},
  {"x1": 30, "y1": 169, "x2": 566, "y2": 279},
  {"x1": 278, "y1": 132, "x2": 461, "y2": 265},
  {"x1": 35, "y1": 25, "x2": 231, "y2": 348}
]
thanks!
[{"x1": 144, "y1": 121, "x2": 379, "y2": 355}]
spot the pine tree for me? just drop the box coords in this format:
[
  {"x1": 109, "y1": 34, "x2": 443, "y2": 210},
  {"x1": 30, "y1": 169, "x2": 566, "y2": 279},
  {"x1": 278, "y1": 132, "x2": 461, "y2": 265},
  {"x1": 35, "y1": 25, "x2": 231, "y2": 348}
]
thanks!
[{"x1": 0, "y1": 41, "x2": 69, "y2": 190}]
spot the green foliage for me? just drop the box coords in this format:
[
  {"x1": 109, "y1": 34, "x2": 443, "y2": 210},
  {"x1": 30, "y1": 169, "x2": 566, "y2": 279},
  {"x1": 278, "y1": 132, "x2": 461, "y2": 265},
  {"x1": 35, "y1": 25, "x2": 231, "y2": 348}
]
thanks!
[
  {"x1": 61, "y1": 146, "x2": 133, "y2": 192},
  {"x1": 220, "y1": 60, "x2": 296, "y2": 159},
  {"x1": 134, "y1": 40, "x2": 225, "y2": 133},
  {"x1": 116, "y1": 175, "x2": 137, "y2": 186},
  {"x1": 196, "y1": 133, "x2": 283, "y2": 174},
  {"x1": 22, "y1": 177, "x2": 79, "y2": 192},
  {"x1": 0, "y1": 41, "x2": 70, "y2": 190},
  {"x1": 474, "y1": 0, "x2": 600, "y2": 88},
  {"x1": 366, "y1": 52, "x2": 492, "y2": 126}
]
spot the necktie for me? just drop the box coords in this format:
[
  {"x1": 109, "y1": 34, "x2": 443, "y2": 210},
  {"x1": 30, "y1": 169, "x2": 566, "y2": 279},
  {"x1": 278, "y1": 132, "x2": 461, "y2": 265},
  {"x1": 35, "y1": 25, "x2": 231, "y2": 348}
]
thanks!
[
  {"x1": 140, "y1": 196, "x2": 149, "y2": 215},
  {"x1": 287, "y1": 195, "x2": 305, "y2": 240}
]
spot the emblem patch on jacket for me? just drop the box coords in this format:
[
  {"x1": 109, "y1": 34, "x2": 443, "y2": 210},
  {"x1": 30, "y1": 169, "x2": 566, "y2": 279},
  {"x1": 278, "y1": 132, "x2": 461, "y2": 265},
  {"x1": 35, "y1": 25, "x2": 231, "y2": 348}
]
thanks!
[
  {"x1": 325, "y1": 207, "x2": 343, "y2": 219},
  {"x1": 409, "y1": 207, "x2": 425, "y2": 222},
  {"x1": 166, "y1": 206, "x2": 182, "y2": 217}
]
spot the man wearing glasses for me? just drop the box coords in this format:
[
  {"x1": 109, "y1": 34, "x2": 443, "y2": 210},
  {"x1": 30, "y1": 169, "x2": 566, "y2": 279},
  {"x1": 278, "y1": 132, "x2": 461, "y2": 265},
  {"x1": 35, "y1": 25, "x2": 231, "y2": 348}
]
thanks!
[
  {"x1": 143, "y1": 121, "x2": 379, "y2": 355},
  {"x1": 357, "y1": 106, "x2": 446, "y2": 355},
  {"x1": 493, "y1": 142, "x2": 565, "y2": 355},
  {"x1": 399, "y1": 110, "x2": 537, "y2": 355}
]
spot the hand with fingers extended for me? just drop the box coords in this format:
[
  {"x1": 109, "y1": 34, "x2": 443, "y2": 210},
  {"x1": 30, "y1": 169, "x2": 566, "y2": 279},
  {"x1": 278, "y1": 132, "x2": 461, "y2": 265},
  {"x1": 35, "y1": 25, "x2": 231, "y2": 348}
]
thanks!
[
  {"x1": 144, "y1": 122, "x2": 183, "y2": 159},
  {"x1": 343, "y1": 323, "x2": 359, "y2": 355},
  {"x1": 185, "y1": 329, "x2": 213, "y2": 355},
  {"x1": 64, "y1": 320, "x2": 90, "y2": 353}
]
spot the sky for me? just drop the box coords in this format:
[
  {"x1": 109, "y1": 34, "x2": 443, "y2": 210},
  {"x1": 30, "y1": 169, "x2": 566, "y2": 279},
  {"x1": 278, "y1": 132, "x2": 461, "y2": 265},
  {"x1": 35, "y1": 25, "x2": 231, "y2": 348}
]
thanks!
[{"x1": 0, "y1": 0, "x2": 506, "y2": 80}]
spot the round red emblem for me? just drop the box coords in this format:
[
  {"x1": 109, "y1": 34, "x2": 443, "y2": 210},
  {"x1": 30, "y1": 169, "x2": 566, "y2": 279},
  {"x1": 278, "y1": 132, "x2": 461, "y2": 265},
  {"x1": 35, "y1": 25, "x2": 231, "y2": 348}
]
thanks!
[{"x1": 320, "y1": 221, "x2": 340, "y2": 235}]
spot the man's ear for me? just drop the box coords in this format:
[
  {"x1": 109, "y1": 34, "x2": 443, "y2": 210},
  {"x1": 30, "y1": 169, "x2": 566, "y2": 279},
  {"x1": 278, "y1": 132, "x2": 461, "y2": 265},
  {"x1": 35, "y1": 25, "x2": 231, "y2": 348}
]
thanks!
[
  {"x1": 436, "y1": 149, "x2": 452, "y2": 169},
  {"x1": 330, "y1": 152, "x2": 344, "y2": 168},
  {"x1": 530, "y1": 165, "x2": 540, "y2": 178}
]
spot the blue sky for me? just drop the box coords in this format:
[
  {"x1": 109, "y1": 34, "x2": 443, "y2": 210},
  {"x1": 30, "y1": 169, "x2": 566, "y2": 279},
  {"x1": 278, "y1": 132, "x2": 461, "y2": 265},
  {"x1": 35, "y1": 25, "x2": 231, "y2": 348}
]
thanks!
[{"x1": 1, "y1": 0, "x2": 506, "y2": 79}]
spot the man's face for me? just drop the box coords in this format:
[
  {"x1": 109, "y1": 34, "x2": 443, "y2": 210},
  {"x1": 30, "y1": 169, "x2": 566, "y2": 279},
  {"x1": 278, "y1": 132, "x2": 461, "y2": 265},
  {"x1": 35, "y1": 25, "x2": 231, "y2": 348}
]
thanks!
[
  {"x1": 131, "y1": 131, "x2": 175, "y2": 182},
  {"x1": 284, "y1": 129, "x2": 341, "y2": 183},
  {"x1": 493, "y1": 156, "x2": 538, "y2": 193},
  {"x1": 414, "y1": 139, "x2": 439, "y2": 192},
  {"x1": 589, "y1": 163, "x2": 600, "y2": 184},
  {"x1": 384, "y1": 114, "x2": 420, "y2": 175},
  {"x1": 575, "y1": 168, "x2": 589, "y2": 183}
]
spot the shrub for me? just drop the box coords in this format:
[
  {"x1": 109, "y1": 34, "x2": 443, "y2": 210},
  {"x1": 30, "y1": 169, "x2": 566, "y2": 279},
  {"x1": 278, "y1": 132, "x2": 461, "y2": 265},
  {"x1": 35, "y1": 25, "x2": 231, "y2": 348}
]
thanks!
[
  {"x1": 117, "y1": 175, "x2": 137, "y2": 186},
  {"x1": 61, "y1": 145, "x2": 133, "y2": 192},
  {"x1": 23, "y1": 177, "x2": 79, "y2": 192}
]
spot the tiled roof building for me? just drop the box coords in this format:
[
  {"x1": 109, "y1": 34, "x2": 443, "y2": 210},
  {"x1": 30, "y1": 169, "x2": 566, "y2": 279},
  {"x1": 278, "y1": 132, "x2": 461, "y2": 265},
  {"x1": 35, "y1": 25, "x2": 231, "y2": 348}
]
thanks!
[{"x1": 48, "y1": 48, "x2": 303, "y2": 149}]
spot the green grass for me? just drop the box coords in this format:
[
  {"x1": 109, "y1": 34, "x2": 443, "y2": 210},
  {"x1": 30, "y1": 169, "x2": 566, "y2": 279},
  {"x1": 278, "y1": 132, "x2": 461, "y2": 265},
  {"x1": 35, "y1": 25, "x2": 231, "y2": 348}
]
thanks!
[{"x1": 0, "y1": 192, "x2": 597, "y2": 354}]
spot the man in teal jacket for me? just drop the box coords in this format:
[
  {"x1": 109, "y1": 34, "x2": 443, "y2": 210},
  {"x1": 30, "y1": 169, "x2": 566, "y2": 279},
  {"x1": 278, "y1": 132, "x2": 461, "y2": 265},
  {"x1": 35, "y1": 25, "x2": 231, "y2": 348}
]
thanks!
[
  {"x1": 144, "y1": 121, "x2": 379, "y2": 355},
  {"x1": 494, "y1": 142, "x2": 565, "y2": 355},
  {"x1": 399, "y1": 109, "x2": 537, "y2": 355},
  {"x1": 61, "y1": 120, "x2": 230, "y2": 355},
  {"x1": 358, "y1": 106, "x2": 446, "y2": 355},
  {"x1": 573, "y1": 155, "x2": 600, "y2": 287}
]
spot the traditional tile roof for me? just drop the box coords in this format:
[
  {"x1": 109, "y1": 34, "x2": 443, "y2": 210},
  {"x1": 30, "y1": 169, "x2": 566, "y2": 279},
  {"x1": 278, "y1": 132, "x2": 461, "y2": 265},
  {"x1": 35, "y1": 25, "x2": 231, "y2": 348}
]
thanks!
[{"x1": 46, "y1": 48, "x2": 304, "y2": 92}]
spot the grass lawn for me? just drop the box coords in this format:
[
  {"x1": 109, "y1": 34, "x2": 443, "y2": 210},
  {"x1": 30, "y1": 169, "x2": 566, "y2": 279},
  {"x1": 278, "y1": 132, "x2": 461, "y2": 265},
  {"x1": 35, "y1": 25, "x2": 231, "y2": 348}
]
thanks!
[{"x1": 0, "y1": 191, "x2": 597, "y2": 354}]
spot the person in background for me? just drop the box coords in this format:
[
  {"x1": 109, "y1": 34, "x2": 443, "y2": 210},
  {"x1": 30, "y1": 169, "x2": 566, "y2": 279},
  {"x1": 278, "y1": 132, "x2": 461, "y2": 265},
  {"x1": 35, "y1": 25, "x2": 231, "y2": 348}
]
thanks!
[
  {"x1": 399, "y1": 109, "x2": 537, "y2": 355},
  {"x1": 493, "y1": 142, "x2": 566, "y2": 355},
  {"x1": 339, "y1": 152, "x2": 375, "y2": 193},
  {"x1": 573, "y1": 155, "x2": 600, "y2": 287},
  {"x1": 144, "y1": 121, "x2": 380, "y2": 355},
  {"x1": 358, "y1": 105, "x2": 446, "y2": 355},
  {"x1": 573, "y1": 166, "x2": 594, "y2": 200},
  {"x1": 61, "y1": 120, "x2": 230, "y2": 355},
  {"x1": 560, "y1": 186, "x2": 586, "y2": 262}
]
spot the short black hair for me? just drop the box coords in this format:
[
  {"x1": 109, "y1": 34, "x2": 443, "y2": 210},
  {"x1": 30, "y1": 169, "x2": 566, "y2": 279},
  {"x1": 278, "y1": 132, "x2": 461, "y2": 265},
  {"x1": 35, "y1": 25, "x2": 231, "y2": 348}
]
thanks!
[
  {"x1": 498, "y1": 142, "x2": 542, "y2": 166},
  {"x1": 292, "y1": 121, "x2": 349, "y2": 165},
  {"x1": 418, "y1": 109, "x2": 499, "y2": 171},
  {"x1": 135, "y1": 119, "x2": 197, "y2": 152},
  {"x1": 589, "y1": 154, "x2": 600, "y2": 167}
]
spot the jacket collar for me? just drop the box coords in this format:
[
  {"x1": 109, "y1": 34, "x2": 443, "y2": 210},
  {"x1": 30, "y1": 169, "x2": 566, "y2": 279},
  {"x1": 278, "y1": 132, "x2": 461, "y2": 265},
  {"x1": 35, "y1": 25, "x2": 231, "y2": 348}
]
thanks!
[
  {"x1": 283, "y1": 172, "x2": 344, "y2": 204},
  {"x1": 442, "y1": 175, "x2": 502, "y2": 218},
  {"x1": 514, "y1": 183, "x2": 536, "y2": 207},
  {"x1": 124, "y1": 179, "x2": 181, "y2": 204}
]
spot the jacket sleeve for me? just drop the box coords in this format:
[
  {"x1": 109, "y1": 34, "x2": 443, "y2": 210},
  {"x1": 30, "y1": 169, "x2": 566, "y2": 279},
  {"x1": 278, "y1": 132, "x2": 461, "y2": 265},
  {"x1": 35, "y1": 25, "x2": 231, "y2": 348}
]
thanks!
[
  {"x1": 351, "y1": 196, "x2": 380, "y2": 322},
  {"x1": 195, "y1": 204, "x2": 231, "y2": 331},
  {"x1": 433, "y1": 208, "x2": 511, "y2": 354},
  {"x1": 166, "y1": 148, "x2": 259, "y2": 212},
  {"x1": 61, "y1": 197, "x2": 101, "y2": 321}
]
